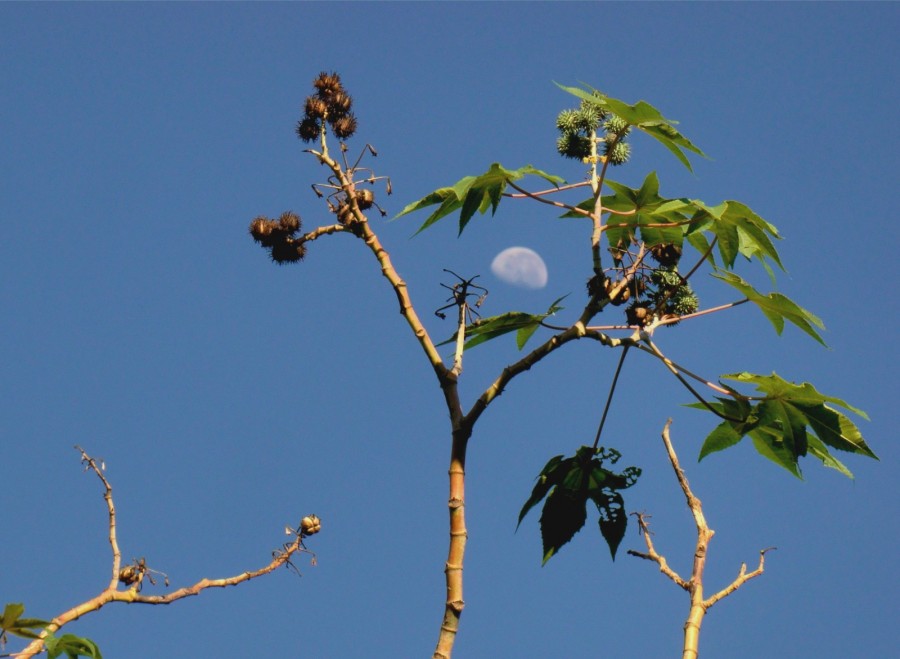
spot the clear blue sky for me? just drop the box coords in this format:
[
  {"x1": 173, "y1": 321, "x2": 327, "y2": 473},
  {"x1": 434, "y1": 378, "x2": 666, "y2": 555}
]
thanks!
[{"x1": 2, "y1": 3, "x2": 897, "y2": 658}]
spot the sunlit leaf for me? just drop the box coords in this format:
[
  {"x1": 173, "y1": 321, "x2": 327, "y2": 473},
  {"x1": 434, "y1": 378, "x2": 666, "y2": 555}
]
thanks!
[
  {"x1": 396, "y1": 163, "x2": 564, "y2": 235},
  {"x1": 713, "y1": 272, "x2": 826, "y2": 345}
]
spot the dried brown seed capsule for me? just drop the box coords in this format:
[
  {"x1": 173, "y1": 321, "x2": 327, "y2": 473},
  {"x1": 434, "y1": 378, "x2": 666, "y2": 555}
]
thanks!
[
  {"x1": 249, "y1": 217, "x2": 282, "y2": 247},
  {"x1": 649, "y1": 243, "x2": 682, "y2": 267},
  {"x1": 625, "y1": 303, "x2": 652, "y2": 327},
  {"x1": 300, "y1": 514, "x2": 321, "y2": 536},
  {"x1": 119, "y1": 565, "x2": 139, "y2": 586},
  {"x1": 278, "y1": 211, "x2": 301, "y2": 234},
  {"x1": 304, "y1": 95, "x2": 328, "y2": 120},
  {"x1": 270, "y1": 238, "x2": 306, "y2": 264},
  {"x1": 355, "y1": 188, "x2": 374, "y2": 209},
  {"x1": 313, "y1": 71, "x2": 343, "y2": 98},
  {"x1": 327, "y1": 90, "x2": 352, "y2": 117},
  {"x1": 331, "y1": 113, "x2": 357, "y2": 139},
  {"x1": 296, "y1": 117, "x2": 320, "y2": 143}
]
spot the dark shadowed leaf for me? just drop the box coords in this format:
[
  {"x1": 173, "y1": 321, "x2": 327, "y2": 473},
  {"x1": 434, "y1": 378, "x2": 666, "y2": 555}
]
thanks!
[
  {"x1": 540, "y1": 487, "x2": 588, "y2": 565},
  {"x1": 593, "y1": 490, "x2": 627, "y2": 559}
]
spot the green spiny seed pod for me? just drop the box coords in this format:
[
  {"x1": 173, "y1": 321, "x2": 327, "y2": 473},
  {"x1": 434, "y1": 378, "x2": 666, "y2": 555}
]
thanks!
[
  {"x1": 278, "y1": 211, "x2": 301, "y2": 234},
  {"x1": 575, "y1": 104, "x2": 604, "y2": 131},
  {"x1": 603, "y1": 115, "x2": 630, "y2": 136},
  {"x1": 270, "y1": 238, "x2": 306, "y2": 264},
  {"x1": 355, "y1": 188, "x2": 374, "y2": 209},
  {"x1": 625, "y1": 303, "x2": 652, "y2": 327},
  {"x1": 672, "y1": 289, "x2": 699, "y2": 316},
  {"x1": 296, "y1": 116, "x2": 320, "y2": 143},
  {"x1": 331, "y1": 113, "x2": 357, "y2": 139},
  {"x1": 649, "y1": 243, "x2": 682, "y2": 267},
  {"x1": 557, "y1": 133, "x2": 592, "y2": 160},
  {"x1": 650, "y1": 267, "x2": 683, "y2": 290},
  {"x1": 604, "y1": 140, "x2": 631, "y2": 165},
  {"x1": 556, "y1": 109, "x2": 581, "y2": 133}
]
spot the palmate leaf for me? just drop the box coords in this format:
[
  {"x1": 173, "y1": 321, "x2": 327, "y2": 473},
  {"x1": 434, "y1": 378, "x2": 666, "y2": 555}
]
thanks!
[
  {"x1": 45, "y1": 633, "x2": 103, "y2": 659},
  {"x1": 688, "y1": 200, "x2": 783, "y2": 272},
  {"x1": 0, "y1": 603, "x2": 49, "y2": 640},
  {"x1": 555, "y1": 83, "x2": 706, "y2": 172},
  {"x1": 438, "y1": 296, "x2": 567, "y2": 351},
  {"x1": 713, "y1": 271, "x2": 826, "y2": 346},
  {"x1": 395, "y1": 163, "x2": 565, "y2": 236},
  {"x1": 518, "y1": 446, "x2": 640, "y2": 564},
  {"x1": 690, "y1": 372, "x2": 875, "y2": 478}
]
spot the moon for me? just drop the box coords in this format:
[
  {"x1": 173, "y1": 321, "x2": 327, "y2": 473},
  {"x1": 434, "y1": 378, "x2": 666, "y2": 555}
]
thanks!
[{"x1": 490, "y1": 246, "x2": 548, "y2": 289}]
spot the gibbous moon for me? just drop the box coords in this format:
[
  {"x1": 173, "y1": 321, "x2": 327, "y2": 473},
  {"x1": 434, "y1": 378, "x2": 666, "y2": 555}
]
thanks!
[{"x1": 490, "y1": 246, "x2": 548, "y2": 289}]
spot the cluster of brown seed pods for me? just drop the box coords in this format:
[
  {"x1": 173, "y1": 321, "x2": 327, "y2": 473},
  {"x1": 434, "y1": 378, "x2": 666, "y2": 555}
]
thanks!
[
  {"x1": 248, "y1": 211, "x2": 306, "y2": 264},
  {"x1": 296, "y1": 71, "x2": 357, "y2": 143}
]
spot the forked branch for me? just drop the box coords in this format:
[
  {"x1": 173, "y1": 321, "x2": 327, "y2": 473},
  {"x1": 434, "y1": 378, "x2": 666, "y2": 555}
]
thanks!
[
  {"x1": 15, "y1": 448, "x2": 317, "y2": 659},
  {"x1": 627, "y1": 421, "x2": 772, "y2": 659}
]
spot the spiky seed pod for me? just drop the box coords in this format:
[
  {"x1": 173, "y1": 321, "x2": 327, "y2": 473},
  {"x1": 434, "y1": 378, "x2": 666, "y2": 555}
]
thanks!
[
  {"x1": 304, "y1": 95, "x2": 328, "y2": 120},
  {"x1": 626, "y1": 303, "x2": 652, "y2": 327},
  {"x1": 296, "y1": 117, "x2": 320, "y2": 143},
  {"x1": 575, "y1": 104, "x2": 604, "y2": 132},
  {"x1": 249, "y1": 217, "x2": 282, "y2": 247},
  {"x1": 586, "y1": 274, "x2": 607, "y2": 299},
  {"x1": 300, "y1": 514, "x2": 321, "y2": 536},
  {"x1": 557, "y1": 133, "x2": 592, "y2": 160},
  {"x1": 331, "y1": 113, "x2": 357, "y2": 139},
  {"x1": 278, "y1": 211, "x2": 301, "y2": 234},
  {"x1": 119, "y1": 565, "x2": 139, "y2": 586},
  {"x1": 603, "y1": 115, "x2": 630, "y2": 136},
  {"x1": 327, "y1": 90, "x2": 352, "y2": 118},
  {"x1": 355, "y1": 188, "x2": 374, "y2": 209},
  {"x1": 556, "y1": 109, "x2": 581, "y2": 133},
  {"x1": 627, "y1": 277, "x2": 646, "y2": 299},
  {"x1": 649, "y1": 243, "x2": 682, "y2": 267},
  {"x1": 604, "y1": 140, "x2": 631, "y2": 165},
  {"x1": 269, "y1": 238, "x2": 306, "y2": 264},
  {"x1": 313, "y1": 71, "x2": 343, "y2": 97},
  {"x1": 672, "y1": 289, "x2": 699, "y2": 316},
  {"x1": 650, "y1": 267, "x2": 684, "y2": 291}
]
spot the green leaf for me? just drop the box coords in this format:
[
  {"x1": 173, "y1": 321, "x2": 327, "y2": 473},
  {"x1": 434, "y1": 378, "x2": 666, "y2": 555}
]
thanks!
[
  {"x1": 439, "y1": 296, "x2": 566, "y2": 351},
  {"x1": 690, "y1": 373, "x2": 873, "y2": 477},
  {"x1": 395, "y1": 163, "x2": 564, "y2": 236},
  {"x1": 713, "y1": 271, "x2": 826, "y2": 346},
  {"x1": 1, "y1": 603, "x2": 25, "y2": 629},
  {"x1": 593, "y1": 490, "x2": 627, "y2": 560},
  {"x1": 750, "y1": 426, "x2": 803, "y2": 478},
  {"x1": 540, "y1": 486, "x2": 588, "y2": 565},
  {"x1": 697, "y1": 420, "x2": 744, "y2": 461},
  {"x1": 45, "y1": 633, "x2": 103, "y2": 659},
  {"x1": 555, "y1": 83, "x2": 706, "y2": 172},
  {"x1": 517, "y1": 455, "x2": 567, "y2": 530},
  {"x1": 519, "y1": 447, "x2": 640, "y2": 564},
  {"x1": 806, "y1": 435, "x2": 854, "y2": 478}
]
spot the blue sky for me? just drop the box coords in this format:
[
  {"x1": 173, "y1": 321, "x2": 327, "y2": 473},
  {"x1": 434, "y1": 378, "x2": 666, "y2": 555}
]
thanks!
[{"x1": 1, "y1": 3, "x2": 897, "y2": 657}]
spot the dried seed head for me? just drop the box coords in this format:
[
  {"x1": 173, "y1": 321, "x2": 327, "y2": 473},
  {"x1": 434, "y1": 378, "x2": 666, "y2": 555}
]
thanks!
[
  {"x1": 354, "y1": 188, "x2": 374, "y2": 209},
  {"x1": 626, "y1": 303, "x2": 652, "y2": 327},
  {"x1": 649, "y1": 243, "x2": 682, "y2": 267},
  {"x1": 296, "y1": 117, "x2": 320, "y2": 143},
  {"x1": 313, "y1": 71, "x2": 343, "y2": 97},
  {"x1": 331, "y1": 113, "x2": 357, "y2": 139},
  {"x1": 269, "y1": 238, "x2": 306, "y2": 264},
  {"x1": 327, "y1": 90, "x2": 353, "y2": 117},
  {"x1": 304, "y1": 95, "x2": 328, "y2": 120},
  {"x1": 278, "y1": 211, "x2": 301, "y2": 234},
  {"x1": 300, "y1": 514, "x2": 321, "y2": 536},
  {"x1": 249, "y1": 216, "x2": 280, "y2": 246}
]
